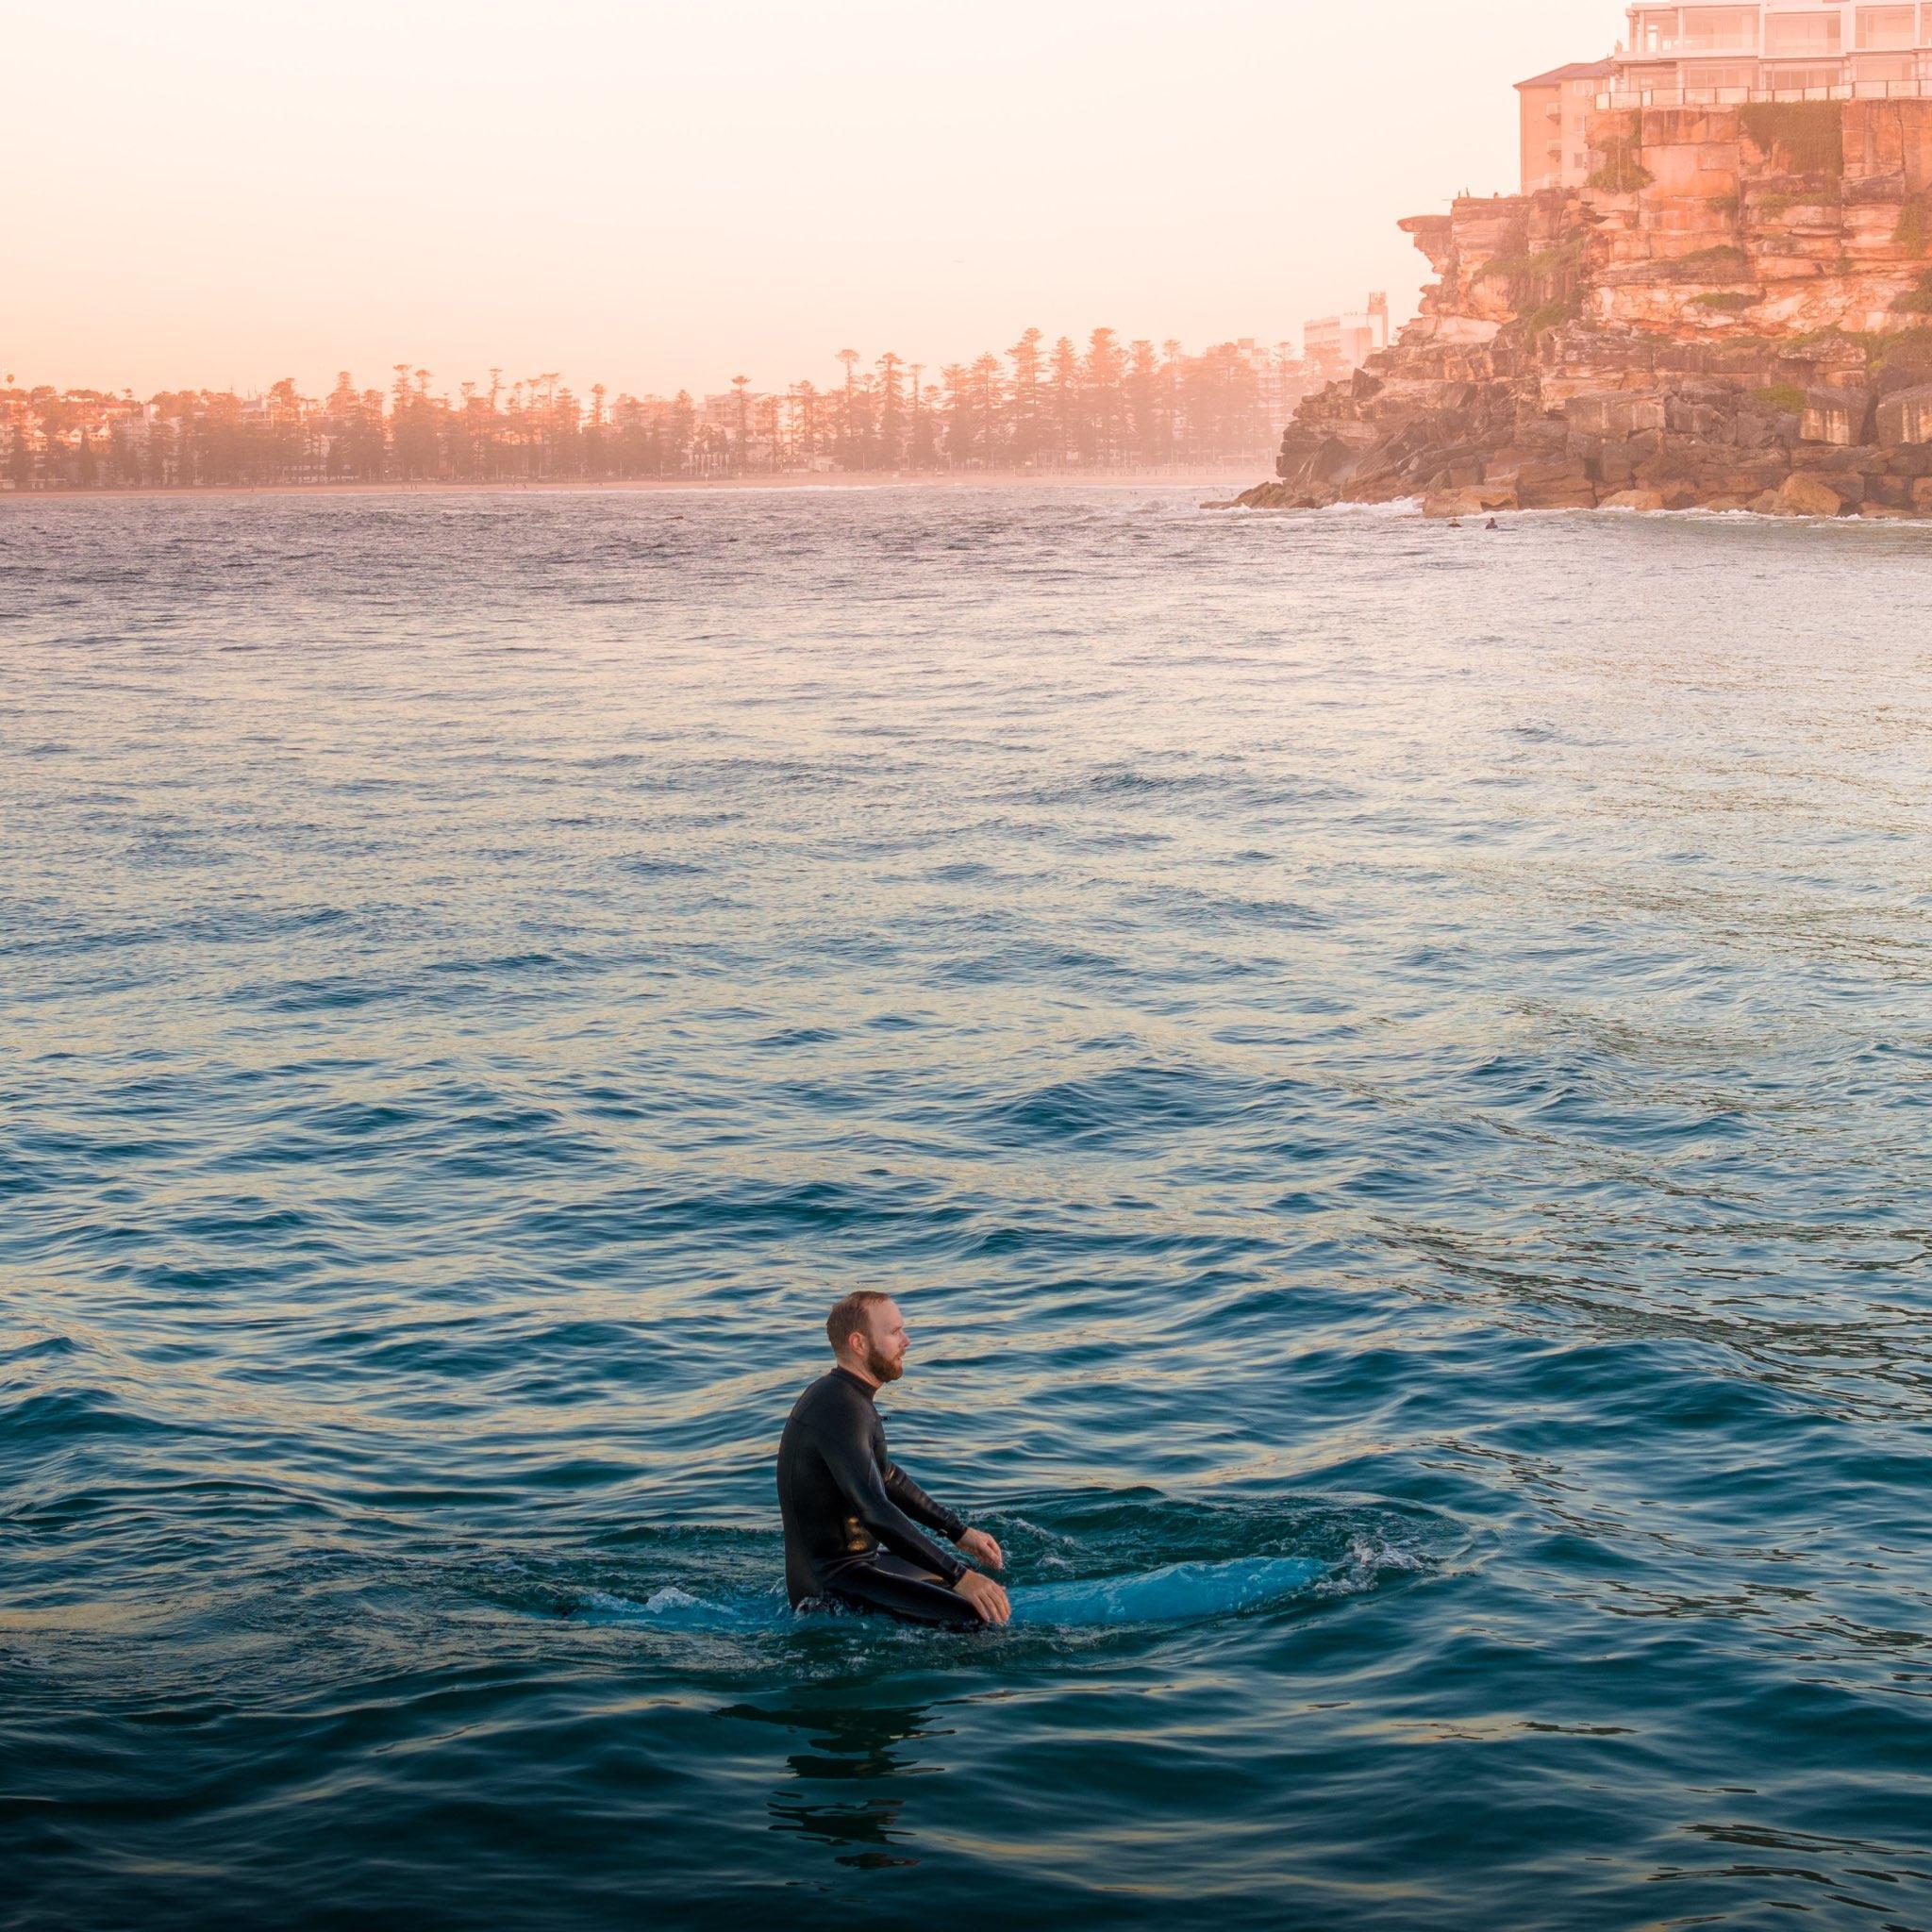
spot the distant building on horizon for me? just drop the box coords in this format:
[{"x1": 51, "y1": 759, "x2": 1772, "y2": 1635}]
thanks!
[
  {"x1": 1517, "y1": 59, "x2": 1616, "y2": 192},
  {"x1": 1304, "y1": 296, "x2": 1390, "y2": 380}
]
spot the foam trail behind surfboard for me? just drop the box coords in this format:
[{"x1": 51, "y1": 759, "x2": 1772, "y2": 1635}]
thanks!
[{"x1": 569, "y1": 1555, "x2": 1324, "y2": 1632}]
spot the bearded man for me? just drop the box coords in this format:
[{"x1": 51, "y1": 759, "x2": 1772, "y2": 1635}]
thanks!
[{"x1": 775, "y1": 1291, "x2": 1010, "y2": 1628}]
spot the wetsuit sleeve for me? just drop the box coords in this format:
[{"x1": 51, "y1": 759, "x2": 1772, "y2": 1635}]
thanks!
[
  {"x1": 885, "y1": 1463, "x2": 969, "y2": 1544},
  {"x1": 812, "y1": 1427, "x2": 970, "y2": 1585}
]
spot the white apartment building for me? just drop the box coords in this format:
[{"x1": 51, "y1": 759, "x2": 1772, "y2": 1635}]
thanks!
[
  {"x1": 1608, "y1": 2, "x2": 1932, "y2": 105},
  {"x1": 1305, "y1": 297, "x2": 1391, "y2": 378}
]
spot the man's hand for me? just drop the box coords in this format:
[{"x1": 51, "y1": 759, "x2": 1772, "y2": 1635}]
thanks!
[
  {"x1": 957, "y1": 1570, "x2": 1011, "y2": 1627},
  {"x1": 957, "y1": 1527, "x2": 1005, "y2": 1571}
]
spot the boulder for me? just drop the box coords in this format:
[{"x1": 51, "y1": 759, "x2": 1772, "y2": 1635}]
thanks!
[
  {"x1": 1774, "y1": 472, "x2": 1853, "y2": 516},
  {"x1": 1420, "y1": 461, "x2": 1485, "y2": 491},
  {"x1": 1874, "y1": 385, "x2": 1932, "y2": 449},
  {"x1": 1801, "y1": 389, "x2": 1875, "y2": 446},
  {"x1": 1483, "y1": 449, "x2": 1588, "y2": 489},
  {"x1": 1424, "y1": 485, "x2": 1519, "y2": 519},
  {"x1": 1599, "y1": 489, "x2": 1669, "y2": 510},
  {"x1": 1562, "y1": 392, "x2": 1669, "y2": 439},
  {"x1": 1665, "y1": 398, "x2": 1733, "y2": 441},
  {"x1": 1275, "y1": 431, "x2": 1368, "y2": 488},
  {"x1": 1595, "y1": 441, "x2": 1641, "y2": 490},
  {"x1": 1519, "y1": 477, "x2": 1599, "y2": 509}
]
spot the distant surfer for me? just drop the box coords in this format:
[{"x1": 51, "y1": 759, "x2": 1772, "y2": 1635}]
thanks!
[{"x1": 777, "y1": 1292, "x2": 1010, "y2": 1627}]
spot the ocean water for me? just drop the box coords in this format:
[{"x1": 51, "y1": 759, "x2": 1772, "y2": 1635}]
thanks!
[{"x1": 1, "y1": 486, "x2": 1928, "y2": 1932}]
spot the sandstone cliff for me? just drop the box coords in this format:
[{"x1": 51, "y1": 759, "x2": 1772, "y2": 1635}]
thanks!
[{"x1": 1240, "y1": 99, "x2": 1932, "y2": 517}]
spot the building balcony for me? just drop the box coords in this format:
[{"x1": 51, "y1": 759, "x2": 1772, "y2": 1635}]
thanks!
[
  {"x1": 1636, "y1": 37, "x2": 1762, "y2": 54},
  {"x1": 1598, "y1": 74, "x2": 1932, "y2": 106}
]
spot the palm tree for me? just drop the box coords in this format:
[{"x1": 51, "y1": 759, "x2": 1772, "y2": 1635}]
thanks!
[{"x1": 731, "y1": 374, "x2": 751, "y2": 471}]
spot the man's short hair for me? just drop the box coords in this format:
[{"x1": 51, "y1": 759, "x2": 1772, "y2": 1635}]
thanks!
[{"x1": 826, "y1": 1291, "x2": 893, "y2": 1356}]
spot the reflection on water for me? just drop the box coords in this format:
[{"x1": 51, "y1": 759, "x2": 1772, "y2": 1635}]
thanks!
[
  {"x1": 724, "y1": 1699, "x2": 944, "y2": 1869},
  {"x1": 1, "y1": 488, "x2": 1929, "y2": 1931}
]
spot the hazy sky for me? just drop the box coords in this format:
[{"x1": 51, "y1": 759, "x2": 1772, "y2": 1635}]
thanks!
[{"x1": 9, "y1": 0, "x2": 1623, "y2": 398}]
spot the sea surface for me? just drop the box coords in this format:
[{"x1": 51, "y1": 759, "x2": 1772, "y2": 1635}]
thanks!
[{"x1": 2, "y1": 486, "x2": 1928, "y2": 1931}]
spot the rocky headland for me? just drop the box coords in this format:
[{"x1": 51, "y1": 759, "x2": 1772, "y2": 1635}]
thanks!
[{"x1": 1237, "y1": 99, "x2": 1932, "y2": 517}]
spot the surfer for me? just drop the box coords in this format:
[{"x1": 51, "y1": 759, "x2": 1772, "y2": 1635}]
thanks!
[{"x1": 777, "y1": 1291, "x2": 1010, "y2": 1628}]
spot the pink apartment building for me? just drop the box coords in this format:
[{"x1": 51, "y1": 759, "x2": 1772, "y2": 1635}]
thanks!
[{"x1": 1517, "y1": 59, "x2": 1618, "y2": 191}]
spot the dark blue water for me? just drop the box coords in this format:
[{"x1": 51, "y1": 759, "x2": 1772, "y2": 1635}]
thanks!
[{"x1": 2, "y1": 488, "x2": 1928, "y2": 1931}]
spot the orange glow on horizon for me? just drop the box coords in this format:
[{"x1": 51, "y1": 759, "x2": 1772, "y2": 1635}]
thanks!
[{"x1": 10, "y1": 0, "x2": 1621, "y2": 398}]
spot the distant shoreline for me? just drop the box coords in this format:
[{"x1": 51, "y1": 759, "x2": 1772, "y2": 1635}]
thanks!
[{"x1": 0, "y1": 468, "x2": 1267, "y2": 508}]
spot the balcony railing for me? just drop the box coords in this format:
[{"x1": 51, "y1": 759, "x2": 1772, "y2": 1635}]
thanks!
[
  {"x1": 1635, "y1": 37, "x2": 1764, "y2": 54},
  {"x1": 1597, "y1": 77, "x2": 1932, "y2": 106}
]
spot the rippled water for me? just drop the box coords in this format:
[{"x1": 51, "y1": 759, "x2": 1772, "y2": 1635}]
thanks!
[{"x1": 2, "y1": 487, "x2": 1929, "y2": 1931}]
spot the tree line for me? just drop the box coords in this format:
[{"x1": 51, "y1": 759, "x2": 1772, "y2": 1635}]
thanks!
[{"x1": 1, "y1": 328, "x2": 1316, "y2": 490}]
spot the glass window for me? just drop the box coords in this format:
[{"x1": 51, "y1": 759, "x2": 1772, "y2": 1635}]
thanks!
[
  {"x1": 1857, "y1": 6, "x2": 1916, "y2": 47},
  {"x1": 1686, "y1": 61, "x2": 1758, "y2": 88},
  {"x1": 1766, "y1": 12, "x2": 1843, "y2": 54},
  {"x1": 1682, "y1": 8, "x2": 1759, "y2": 49},
  {"x1": 1634, "y1": 8, "x2": 1682, "y2": 53},
  {"x1": 1763, "y1": 61, "x2": 1843, "y2": 90}
]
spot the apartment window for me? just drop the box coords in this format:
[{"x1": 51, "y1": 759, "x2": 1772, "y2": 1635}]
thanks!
[
  {"x1": 1634, "y1": 8, "x2": 1681, "y2": 54},
  {"x1": 1766, "y1": 12, "x2": 1843, "y2": 54},
  {"x1": 1686, "y1": 61, "x2": 1757, "y2": 89},
  {"x1": 1764, "y1": 62, "x2": 1844, "y2": 89},
  {"x1": 1682, "y1": 8, "x2": 1759, "y2": 49},
  {"x1": 1857, "y1": 6, "x2": 1916, "y2": 47}
]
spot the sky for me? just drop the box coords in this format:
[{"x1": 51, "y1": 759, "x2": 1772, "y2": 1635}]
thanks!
[{"x1": 7, "y1": 0, "x2": 1625, "y2": 399}]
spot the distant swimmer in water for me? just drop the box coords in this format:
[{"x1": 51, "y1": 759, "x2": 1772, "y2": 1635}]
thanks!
[
  {"x1": 777, "y1": 1291, "x2": 1009, "y2": 1627},
  {"x1": 1486, "y1": 517, "x2": 1504, "y2": 530}
]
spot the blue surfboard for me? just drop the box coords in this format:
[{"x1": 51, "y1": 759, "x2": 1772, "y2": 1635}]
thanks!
[{"x1": 569, "y1": 1553, "x2": 1324, "y2": 1632}]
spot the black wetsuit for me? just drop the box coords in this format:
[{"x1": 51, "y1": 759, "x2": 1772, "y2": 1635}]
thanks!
[{"x1": 776, "y1": 1368, "x2": 980, "y2": 1628}]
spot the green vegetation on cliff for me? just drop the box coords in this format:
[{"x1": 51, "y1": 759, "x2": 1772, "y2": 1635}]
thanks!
[
  {"x1": 1523, "y1": 291, "x2": 1586, "y2": 340},
  {"x1": 1477, "y1": 238, "x2": 1586, "y2": 284},
  {"x1": 1740, "y1": 102, "x2": 1844, "y2": 176},
  {"x1": 1589, "y1": 115, "x2": 1654, "y2": 193},
  {"x1": 1893, "y1": 272, "x2": 1932, "y2": 315},
  {"x1": 1679, "y1": 245, "x2": 1751, "y2": 277}
]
